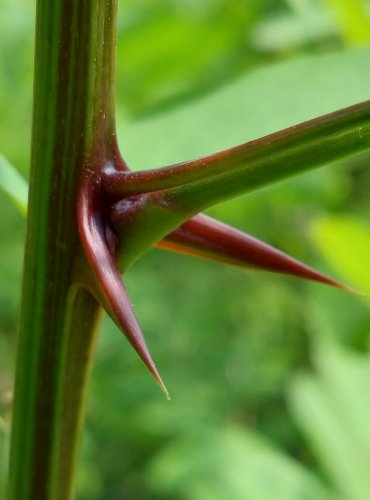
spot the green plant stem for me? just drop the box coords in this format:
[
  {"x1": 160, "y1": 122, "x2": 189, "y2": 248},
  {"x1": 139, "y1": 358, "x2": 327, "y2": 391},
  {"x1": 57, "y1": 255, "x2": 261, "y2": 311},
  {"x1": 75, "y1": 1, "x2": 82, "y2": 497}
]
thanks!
[
  {"x1": 109, "y1": 101, "x2": 370, "y2": 268},
  {"x1": 8, "y1": 1, "x2": 118, "y2": 499},
  {"x1": 106, "y1": 100, "x2": 370, "y2": 200}
]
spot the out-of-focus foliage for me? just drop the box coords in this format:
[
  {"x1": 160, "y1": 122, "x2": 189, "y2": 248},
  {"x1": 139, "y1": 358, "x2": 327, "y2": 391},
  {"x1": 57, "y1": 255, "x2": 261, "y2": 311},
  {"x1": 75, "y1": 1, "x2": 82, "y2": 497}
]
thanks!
[
  {"x1": 0, "y1": 416, "x2": 8, "y2": 500},
  {"x1": 0, "y1": 1, "x2": 34, "y2": 173},
  {"x1": 311, "y1": 215, "x2": 370, "y2": 296},
  {"x1": 148, "y1": 339, "x2": 370, "y2": 500},
  {"x1": 289, "y1": 338, "x2": 370, "y2": 500},
  {"x1": 323, "y1": 0, "x2": 370, "y2": 45},
  {"x1": 119, "y1": 45, "x2": 370, "y2": 168},
  {"x1": 0, "y1": 153, "x2": 28, "y2": 214},
  {"x1": 148, "y1": 425, "x2": 334, "y2": 500},
  {"x1": 1, "y1": 0, "x2": 370, "y2": 499}
]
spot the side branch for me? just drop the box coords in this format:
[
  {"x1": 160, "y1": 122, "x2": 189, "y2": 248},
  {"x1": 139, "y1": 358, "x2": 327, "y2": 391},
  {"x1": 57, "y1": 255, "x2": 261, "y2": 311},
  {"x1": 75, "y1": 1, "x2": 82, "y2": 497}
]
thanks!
[
  {"x1": 110, "y1": 101, "x2": 370, "y2": 268},
  {"x1": 103, "y1": 100, "x2": 370, "y2": 205}
]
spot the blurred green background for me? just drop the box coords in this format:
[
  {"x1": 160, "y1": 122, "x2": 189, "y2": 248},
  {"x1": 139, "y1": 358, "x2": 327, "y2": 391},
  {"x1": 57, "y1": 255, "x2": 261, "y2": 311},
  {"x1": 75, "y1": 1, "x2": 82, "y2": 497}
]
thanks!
[{"x1": 1, "y1": 0, "x2": 370, "y2": 498}]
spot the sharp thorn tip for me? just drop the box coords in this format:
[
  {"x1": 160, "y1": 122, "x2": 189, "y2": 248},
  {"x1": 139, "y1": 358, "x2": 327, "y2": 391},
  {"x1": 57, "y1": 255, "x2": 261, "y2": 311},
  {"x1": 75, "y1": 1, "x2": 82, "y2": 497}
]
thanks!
[
  {"x1": 340, "y1": 284, "x2": 366, "y2": 297},
  {"x1": 156, "y1": 375, "x2": 171, "y2": 400}
]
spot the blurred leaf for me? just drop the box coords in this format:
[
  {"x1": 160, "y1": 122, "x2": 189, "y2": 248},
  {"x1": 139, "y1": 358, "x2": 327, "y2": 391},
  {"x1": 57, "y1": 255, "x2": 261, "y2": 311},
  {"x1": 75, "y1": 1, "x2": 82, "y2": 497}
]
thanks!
[
  {"x1": 289, "y1": 339, "x2": 370, "y2": 500},
  {"x1": 0, "y1": 2, "x2": 34, "y2": 172},
  {"x1": 250, "y1": 4, "x2": 334, "y2": 52},
  {"x1": 0, "y1": 152, "x2": 28, "y2": 215},
  {"x1": 118, "y1": 2, "x2": 249, "y2": 115},
  {"x1": 116, "y1": 0, "x2": 259, "y2": 117},
  {"x1": 323, "y1": 0, "x2": 370, "y2": 45},
  {"x1": 0, "y1": 417, "x2": 9, "y2": 500},
  {"x1": 119, "y1": 46, "x2": 370, "y2": 169},
  {"x1": 310, "y1": 215, "x2": 370, "y2": 296},
  {"x1": 148, "y1": 426, "x2": 334, "y2": 500}
]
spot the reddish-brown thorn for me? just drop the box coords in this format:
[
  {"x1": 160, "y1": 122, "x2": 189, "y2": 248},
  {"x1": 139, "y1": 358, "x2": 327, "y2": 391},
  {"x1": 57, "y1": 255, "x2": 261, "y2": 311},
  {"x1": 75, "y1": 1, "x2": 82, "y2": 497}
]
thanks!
[
  {"x1": 157, "y1": 213, "x2": 352, "y2": 292},
  {"x1": 77, "y1": 170, "x2": 170, "y2": 399}
]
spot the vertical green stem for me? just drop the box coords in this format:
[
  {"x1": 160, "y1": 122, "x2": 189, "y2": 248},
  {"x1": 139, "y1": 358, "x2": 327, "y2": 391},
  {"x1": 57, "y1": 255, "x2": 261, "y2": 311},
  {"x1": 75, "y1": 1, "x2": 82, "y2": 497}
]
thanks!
[{"x1": 9, "y1": 1, "x2": 118, "y2": 499}]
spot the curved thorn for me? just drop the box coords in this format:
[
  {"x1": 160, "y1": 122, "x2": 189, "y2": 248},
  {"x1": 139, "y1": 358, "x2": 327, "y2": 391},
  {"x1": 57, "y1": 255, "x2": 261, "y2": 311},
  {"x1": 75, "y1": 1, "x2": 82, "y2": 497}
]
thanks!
[
  {"x1": 157, "y1": 213, "x2": 351, "y2": 291},
  {"x1": 77, "y1": 172, "x2": 169, "y2": 398}
]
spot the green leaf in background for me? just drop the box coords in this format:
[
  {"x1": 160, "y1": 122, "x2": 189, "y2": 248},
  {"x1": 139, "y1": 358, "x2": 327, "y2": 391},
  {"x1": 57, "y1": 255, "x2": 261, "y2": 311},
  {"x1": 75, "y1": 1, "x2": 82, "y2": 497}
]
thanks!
[
  {"x1": 250, "y1": 2, "x2": 334, "y2": 52},
  {"x1": 120, "y1": 45, "x2": 370, "y2": 169},
  {"x1": 324, "y1": 0, "x2": 370, "y2": 45},
  {"x1": 148, "y1": 426, "x2": 334, "y2": 500},
  {"x1": 0, "y1": 416, "x2": 9, "y2": 500},
  {"x1": 117, "y1": 0, "x2": 254, "y2": 117},
  {"x1": 289, "y1": 339, "x2": 370, "y2": 500},
  {"x1": 310, "y1": 215, "x2": 370, "y2": 297},
  {"x1": 0, "y1": 152, "x2": 28, "y2": 215}
]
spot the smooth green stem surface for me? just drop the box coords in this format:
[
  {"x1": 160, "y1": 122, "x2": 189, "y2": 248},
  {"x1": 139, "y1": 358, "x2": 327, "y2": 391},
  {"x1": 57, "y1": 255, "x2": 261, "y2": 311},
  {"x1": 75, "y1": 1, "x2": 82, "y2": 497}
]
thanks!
[
  {"x1": 160, "y1": 101, "x2": 370, "y2": 211},
  {"x1": 106, "y1": 100, "x2": 370, "y2": 200},
  {"x1": 9, "y1": 2, "x2": 117, "y2": 499}
]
